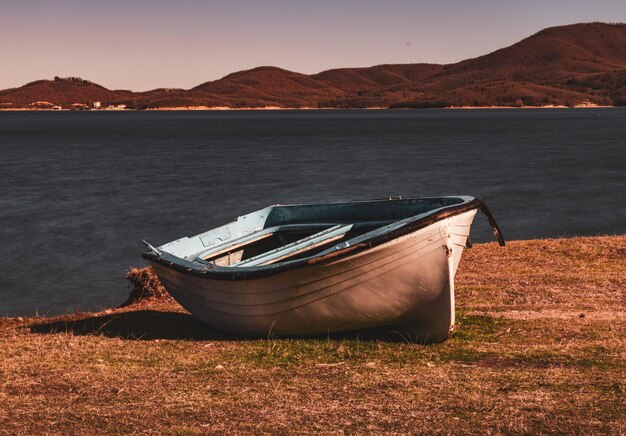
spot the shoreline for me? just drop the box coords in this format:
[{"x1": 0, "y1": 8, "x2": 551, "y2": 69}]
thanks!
[
  {"x1": 0, "y1": 104, "x2": 618, "y2": 112},
  {"x1": 3, "y1": 234, "x2": 625, "y2": 320}
]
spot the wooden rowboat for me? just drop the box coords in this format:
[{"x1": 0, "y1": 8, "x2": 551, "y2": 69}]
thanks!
[{"x1": 142, "y1": 196, "x2": 504, "y2": 342}]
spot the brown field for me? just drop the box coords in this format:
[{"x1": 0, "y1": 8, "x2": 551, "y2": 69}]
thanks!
[{"x1": 1, "y1": 236, "x2": 624, "y2": 433}]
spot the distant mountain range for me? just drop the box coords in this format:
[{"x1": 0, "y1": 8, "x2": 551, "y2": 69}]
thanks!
[{"x1": 2, "y1": 22, "x2": 625, "y2": 109}]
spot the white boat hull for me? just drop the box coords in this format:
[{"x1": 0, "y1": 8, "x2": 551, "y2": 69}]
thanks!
[{"x1": 149, "y1": 210, "x2": 477, "y2": 342}]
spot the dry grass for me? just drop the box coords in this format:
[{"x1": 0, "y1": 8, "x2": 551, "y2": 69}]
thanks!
[
  {"x1": 120, "y1": 266, "x2": 173, "y2": 307},
  {"x1": 1, "y1": 236, "x2": 624, "y2": 434}
]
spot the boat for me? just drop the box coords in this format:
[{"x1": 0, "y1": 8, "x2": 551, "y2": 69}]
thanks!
[{"x1": 142, "y1": 196, "x2": 504, "y2": 342}]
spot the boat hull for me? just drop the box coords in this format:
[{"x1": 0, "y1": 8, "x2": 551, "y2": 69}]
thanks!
[{"x1": 148, "y1": 210, "x2": 477, "y2": 342}]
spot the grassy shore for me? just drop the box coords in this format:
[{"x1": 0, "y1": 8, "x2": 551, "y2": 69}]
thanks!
[{"x1": 1, "y1": 236, "x2": 624, "y2": 433}]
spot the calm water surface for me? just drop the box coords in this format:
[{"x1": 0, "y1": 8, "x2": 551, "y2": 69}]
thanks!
[{"x1": 1, "y1": 109, "x2": 625, "y2": 316}]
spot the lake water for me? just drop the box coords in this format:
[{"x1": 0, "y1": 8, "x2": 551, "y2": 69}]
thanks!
[{"x1": 1, "y1": 109, "x2": 625, "y2": 316}]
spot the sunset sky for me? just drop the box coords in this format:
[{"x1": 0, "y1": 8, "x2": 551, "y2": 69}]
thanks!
[{"x1": 2, "y1": 0, "x2": 626, "y2": 91}]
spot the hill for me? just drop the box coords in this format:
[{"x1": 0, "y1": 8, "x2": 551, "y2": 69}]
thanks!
[
  {"x1": 0, "y1": 77, "x2": 133, "y2": 109},
  {"x1": 387, "y1": 22, "x2": 626, "y2": 107},
  {"x1": 190, "y1": 66, "x2": 345, "y2": 108},
  {"x1": 1, "y1": 22, "x2": 625, "y2": 109}
]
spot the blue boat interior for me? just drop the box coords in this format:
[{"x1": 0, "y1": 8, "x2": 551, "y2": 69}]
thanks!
[{"x1": 147, "y1": 197, "x2": 475, "y2": 270}]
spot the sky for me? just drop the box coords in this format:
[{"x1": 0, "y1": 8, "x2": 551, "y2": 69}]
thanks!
[{"x1": 1, "y1": 0, "x2": 626, "y2": 91}]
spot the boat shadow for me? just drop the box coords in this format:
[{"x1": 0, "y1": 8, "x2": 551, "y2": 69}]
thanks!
[
  {"x1": 29, "y1": 310, "x2": 245, "y2": 341},
  {"x1": 30, "y1": 309, "x2": 428, "y2": 343}
]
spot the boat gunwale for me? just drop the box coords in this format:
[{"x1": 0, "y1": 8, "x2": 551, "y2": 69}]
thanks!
[{"x1": 143, "y1": 196, "x2": 504, "y2": 281}]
